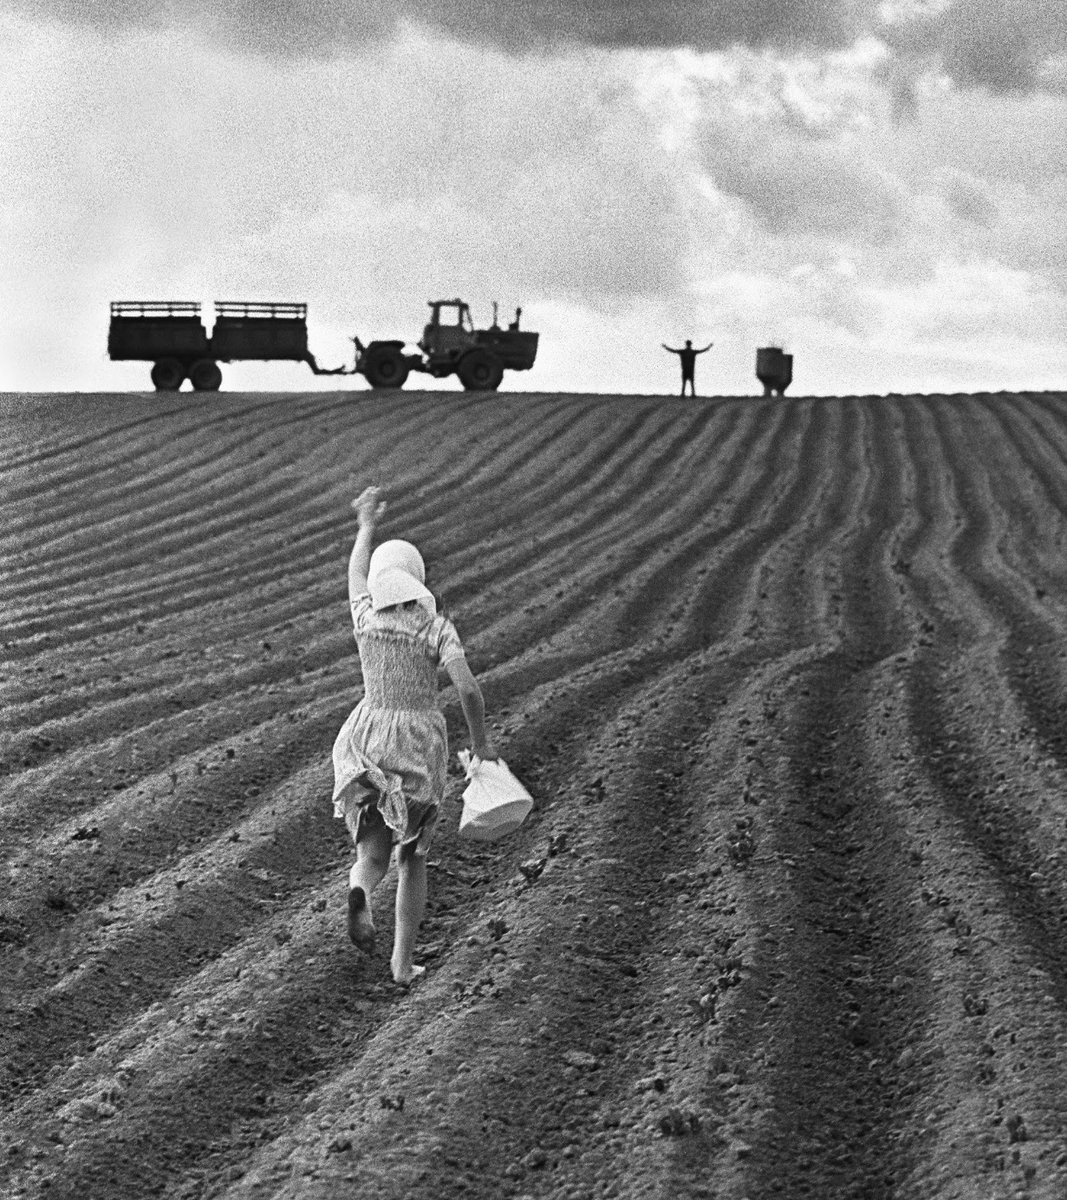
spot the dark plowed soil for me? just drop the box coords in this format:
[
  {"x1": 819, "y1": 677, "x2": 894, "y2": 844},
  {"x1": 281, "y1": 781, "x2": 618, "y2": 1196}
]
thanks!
[{"x1": 4, "y1": 389, "x2": 1067, "y2": 1199}]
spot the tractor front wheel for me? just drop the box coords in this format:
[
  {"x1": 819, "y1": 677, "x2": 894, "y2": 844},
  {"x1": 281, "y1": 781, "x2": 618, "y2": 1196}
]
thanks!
[
  {"x1": 150, "y1": 359, "x2": 185, "y2": 391},
  {"x1": 458, "y1": 350, "x2": 503, "y2": 392},
  {"x1": 363, "y1": 348, "x2": 409, "y2": 389},
  {"x1": 189, "y1": 359, "x2": 223, "y2": 391}
]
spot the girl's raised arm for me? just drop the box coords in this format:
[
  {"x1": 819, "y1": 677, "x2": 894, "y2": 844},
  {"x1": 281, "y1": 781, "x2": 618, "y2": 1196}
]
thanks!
[{"x1": 348, "y1": 486, "x2": 386, "y2": 602}]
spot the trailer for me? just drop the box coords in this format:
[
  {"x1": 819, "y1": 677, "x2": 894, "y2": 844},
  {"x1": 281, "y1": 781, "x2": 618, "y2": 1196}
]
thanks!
[
  {"x1": 107, "y1": 300, "x2": 351, "y2": 392},
  {"x1": 107, "y1": 302, "x2": 212, "y2": 390},
  {"x1": 108, "y1": 298, "x2": 538, "y2": 392}
]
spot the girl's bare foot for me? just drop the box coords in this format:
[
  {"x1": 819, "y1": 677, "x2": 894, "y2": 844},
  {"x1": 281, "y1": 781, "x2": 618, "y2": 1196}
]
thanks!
[
  {"x1": 347, "y1": 886, "x2": 376, "y2": 952},
  {"x1": 391, "y1": 961, "x2": 425, "y2": 986}
]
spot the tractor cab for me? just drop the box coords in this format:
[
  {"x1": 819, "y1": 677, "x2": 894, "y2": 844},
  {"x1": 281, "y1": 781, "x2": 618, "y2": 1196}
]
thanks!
[{"x1": 420, "y1": 298, "x2": 476, "y2": 360}]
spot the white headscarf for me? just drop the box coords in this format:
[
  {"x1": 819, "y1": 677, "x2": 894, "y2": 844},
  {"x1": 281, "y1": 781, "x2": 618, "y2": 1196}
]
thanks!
[{"x1": 367, "y1": 539, "x2": 437, "y2": 615}]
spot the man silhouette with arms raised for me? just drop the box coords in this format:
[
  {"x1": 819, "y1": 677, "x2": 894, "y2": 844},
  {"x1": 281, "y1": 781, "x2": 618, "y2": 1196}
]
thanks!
[{"x1": 663, "y1": 338, "x2": 713, "y2": 397}]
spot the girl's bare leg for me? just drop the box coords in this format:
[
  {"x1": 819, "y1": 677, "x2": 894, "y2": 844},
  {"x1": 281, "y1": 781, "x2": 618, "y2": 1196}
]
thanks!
[
  {"x1": 392, "y1": 842, "x2": 427, "y2": 984},
  {"x1": 348, "y1": 821, "x2": 391, "y2": 952}
]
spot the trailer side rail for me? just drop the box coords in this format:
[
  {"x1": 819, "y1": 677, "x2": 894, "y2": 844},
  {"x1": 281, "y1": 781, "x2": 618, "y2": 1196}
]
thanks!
[
  {"x1": 214, "y1": 301, "x2": 307, "y2": 321},
  {"x1": 110, "y1": 301, "x2": 202, "y2": 319}
]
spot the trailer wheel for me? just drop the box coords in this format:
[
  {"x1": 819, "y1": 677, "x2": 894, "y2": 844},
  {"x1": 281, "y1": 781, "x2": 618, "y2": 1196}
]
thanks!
[
  {"x1": 150, "y1": 359, "x2": 185, "y2": 391},
  {"x1": 458, "y1": 350, "x2": 503, "y2": 392},
  {"x1": 363, "y1": 348, "x2": 409, "y2": 389},
  {"x1": 189, "y1": 359, "x2": 223, "y2": 391}
]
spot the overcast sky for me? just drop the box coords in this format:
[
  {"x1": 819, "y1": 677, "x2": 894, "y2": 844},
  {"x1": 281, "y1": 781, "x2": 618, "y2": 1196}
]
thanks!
[{"x1": 2, "y1": 1, "x2": 1065, "y2": 396}]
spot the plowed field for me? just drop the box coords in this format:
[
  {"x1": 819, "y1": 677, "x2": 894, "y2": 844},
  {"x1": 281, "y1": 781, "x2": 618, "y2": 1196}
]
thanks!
[{"x1": 4, "y1": 389, "x2": 1067, "y2": 1200}]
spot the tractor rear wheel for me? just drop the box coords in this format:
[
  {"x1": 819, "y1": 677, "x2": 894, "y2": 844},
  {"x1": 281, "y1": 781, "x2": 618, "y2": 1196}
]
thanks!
[
  {"x1": 150, "y1": 359, "x2": 185, "y2": 391},
  {"x1": 363, "y1": 348, "x2": 409, "y2": 389},
  {"x1": 458, "y1": 350, "x2": 503, "y2": 392},
  {"x1": 189, "y1": 359, "x2": 223, "y2": 391}
]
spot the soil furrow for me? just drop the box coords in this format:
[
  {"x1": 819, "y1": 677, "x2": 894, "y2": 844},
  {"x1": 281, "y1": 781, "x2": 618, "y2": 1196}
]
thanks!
[
  {"x1": 705, "y1": 398, "x2": 919, "y2": 1197},
  {"x1": 0, "y1": 392, "x2": 351, "y2": 524},
  {"x1": 0, "y1": 400, "x2": 651, "y2": 643},
  {"x1": 0, "y1": 390, "x2": 538, "y2": 588}
]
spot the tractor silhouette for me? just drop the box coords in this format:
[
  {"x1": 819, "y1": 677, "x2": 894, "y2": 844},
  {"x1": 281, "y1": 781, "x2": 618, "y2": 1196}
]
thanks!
[{"x1": 108, "y1": 298, "x2": 538, "y2": 393}]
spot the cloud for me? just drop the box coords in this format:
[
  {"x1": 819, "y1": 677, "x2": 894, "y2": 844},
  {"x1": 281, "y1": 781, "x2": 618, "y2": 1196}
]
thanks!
[
  {"x1": 942, "y1": 171, "x2": 998, "y2": 227},
  {"x1": 413, "y1": 0, "x2": 868, "y2": 54},
  {"x1": 706, "y1": 131, "x2": 904, "y2": 242},
  {"x1": 897, "y1": 259, "x2": 1067, "y2": 351},
  {"x1": 1, "y1": 0, "x2": 393, "y2": 56},
  {"x1": 887, "y1": 0, "x2": 1067, "y2": 94},
  {"x1": 658, "y1": 54, "x2": 905, "y2": 245},
  {"x1": 1, "y1": 0, "x2": 875, "y2": 57},
  {"x1": 7, "y1": 0, "x2": 1067, "y2": 97}
]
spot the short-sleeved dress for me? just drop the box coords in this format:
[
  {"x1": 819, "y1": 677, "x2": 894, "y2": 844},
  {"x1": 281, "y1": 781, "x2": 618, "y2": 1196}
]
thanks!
[{"x1": 332, "y1": 593, "x2": 465, "y2": 855}]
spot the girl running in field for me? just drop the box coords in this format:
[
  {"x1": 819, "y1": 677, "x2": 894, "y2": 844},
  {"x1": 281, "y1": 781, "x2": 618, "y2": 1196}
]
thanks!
[{"x1": 332, "y1": 486, "x2": 496, "y2": 984}]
